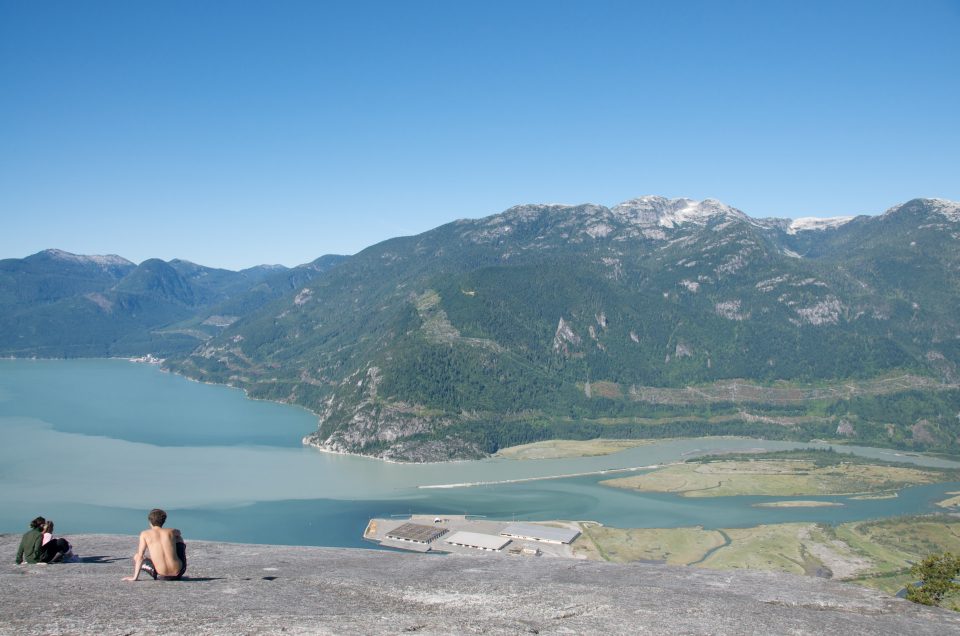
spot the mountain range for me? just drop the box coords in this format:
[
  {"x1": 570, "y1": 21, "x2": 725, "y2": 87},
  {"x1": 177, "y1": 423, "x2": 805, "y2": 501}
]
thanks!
[
  {"x1": 0, "y1": 249, "x2": 347, "y2": 357},
  {"x1": 3, "y1": 196, "x2": 959, "y2": 461}
]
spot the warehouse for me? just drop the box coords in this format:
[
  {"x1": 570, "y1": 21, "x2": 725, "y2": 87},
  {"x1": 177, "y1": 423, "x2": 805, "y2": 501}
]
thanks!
[
  {"x1": 500, "y1": 523, "x2": 580, "y2": 545},
  {"x1": 385, "y1": 523, "x2": 448, "y2": 546},
  {"x1": 444, "y1": 531, "x2": 511, "y2": 552}
]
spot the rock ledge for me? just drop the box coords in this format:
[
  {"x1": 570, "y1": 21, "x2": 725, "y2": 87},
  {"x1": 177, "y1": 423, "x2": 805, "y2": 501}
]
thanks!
[{"x1": 2, "y1": 534, "x2": 958, "y2": 635}]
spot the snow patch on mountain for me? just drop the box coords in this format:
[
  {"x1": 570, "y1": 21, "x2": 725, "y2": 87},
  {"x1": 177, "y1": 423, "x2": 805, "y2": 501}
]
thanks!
[
  {"x1": 42, "y1": 249, "x2": 133, "y2": 267},
  {"x1": 882, "y1": 198, "x2": 960, "y2": 222},
  {"x1": 927, "y1": 198, "x2": 960, "y2": 222},
  {"x1": 612, "y1": 196, "x2": 747, "y2": 228},
  {"x1": 786, "y1": 217, "x2": 854, "y2": 235},
  {"x1": 461, "y1": 196, "x2": 958, "y2": 249}
]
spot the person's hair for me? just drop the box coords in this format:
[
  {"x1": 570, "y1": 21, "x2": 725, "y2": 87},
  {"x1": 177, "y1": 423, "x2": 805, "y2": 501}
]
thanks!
[
  {"x1": 30, "y1": 516, "x2": 45, "y2": 530},
  {"x1": 42, "y1": 521, "x2": 54, "y2": 533},
  {"x1": 147, "y1": 509, "x2": 167, "y2": 527}
]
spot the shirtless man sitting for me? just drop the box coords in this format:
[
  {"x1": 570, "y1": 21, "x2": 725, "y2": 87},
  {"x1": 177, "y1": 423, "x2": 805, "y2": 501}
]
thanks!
[{"x1": 122, "y1": 508, "x2": 187, "y2": 581}]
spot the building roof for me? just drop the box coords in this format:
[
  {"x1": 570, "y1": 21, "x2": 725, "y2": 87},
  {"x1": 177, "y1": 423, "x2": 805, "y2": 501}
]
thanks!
[
  {"x1": 444, "y1": 531, "x2": 511, "y2": 551},
  {"x1": 379, "y1": 538, "x2": 432, "y2": 553},
  {"x1": 386, "y1": 523, "x2": 448, "y2": 544},
  {"x1": 500, "y1": 523, "x2": 580, "y2": 544}
]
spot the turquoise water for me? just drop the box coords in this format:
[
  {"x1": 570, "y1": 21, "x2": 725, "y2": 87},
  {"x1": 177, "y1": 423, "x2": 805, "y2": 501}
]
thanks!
[
  {"x1": 2, "y1": 358, "x2": 958, "y2": 548},
  {"x1": 0, "y1": 359, "x2": 316, "y2": 447}
]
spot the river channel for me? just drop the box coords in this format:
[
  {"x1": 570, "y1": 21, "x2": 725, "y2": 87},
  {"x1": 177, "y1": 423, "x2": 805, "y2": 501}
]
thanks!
[{"x1": 2, "y1": 359, "x2": 958, "y2": 547}]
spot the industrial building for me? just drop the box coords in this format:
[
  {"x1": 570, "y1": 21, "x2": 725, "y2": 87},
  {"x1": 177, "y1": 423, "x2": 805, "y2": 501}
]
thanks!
[
  {"x1": 380, "y1": 522, "x2": 449, "y2": 552},
  {"x1": 444, "y1": 531, "x2": 511, "y2": 552},
  {"x1": 364, "y1": 515, "x2": 579, "y2": 557},
  {"x1": 500, "y1": 523, "x2": 580, "y2": 545}
]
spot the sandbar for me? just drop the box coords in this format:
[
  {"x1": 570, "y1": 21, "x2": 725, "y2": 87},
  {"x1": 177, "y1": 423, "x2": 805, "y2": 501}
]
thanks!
[{"x1": 752, "y1": 500, "x2": 843, "y2": 508}]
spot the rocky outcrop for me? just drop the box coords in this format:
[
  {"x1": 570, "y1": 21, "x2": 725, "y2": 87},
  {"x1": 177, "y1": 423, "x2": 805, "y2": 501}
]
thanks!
[
  {"x1": 2, "y1": 534, "x2": 958, "y2": 635},
  {"x1": 553, "y1": 317, "x2": 581, "y2": 355}
]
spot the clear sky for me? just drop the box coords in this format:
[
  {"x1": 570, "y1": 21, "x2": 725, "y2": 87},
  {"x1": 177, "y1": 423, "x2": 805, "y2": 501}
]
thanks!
[{"x1": 2, "y1": 1, "x2": 958, "y2": 270}]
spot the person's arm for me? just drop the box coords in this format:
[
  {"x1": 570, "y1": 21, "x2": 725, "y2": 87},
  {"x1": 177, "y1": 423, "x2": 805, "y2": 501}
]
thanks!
[
  {"x1": 122, "y1": 533, "x2": 148, "y2": 581},
  {"x1": 27, "y1": 534, "x2": 43, "y2": 563}
]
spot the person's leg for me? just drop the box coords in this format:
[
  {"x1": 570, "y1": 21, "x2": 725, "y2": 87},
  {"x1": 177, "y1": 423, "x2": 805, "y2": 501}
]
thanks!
[
  {"x1": 140, "y1": 557, "x2": 159, "y2": 580},
  {"x1": 40, "y1": 538, "x2": 69, "y2": 562},
  {"x1": 39, "y1": 541, "x2": 57, "y2": 563},
  {"x1": 175, "y1": 542, "x2": 187, "y2": 578}
]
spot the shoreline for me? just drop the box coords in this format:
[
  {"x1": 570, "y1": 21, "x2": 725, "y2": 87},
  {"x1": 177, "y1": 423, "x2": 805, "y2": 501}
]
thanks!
[
  {"x1": 303, "y1": 439, "x2": 409, "y2": 464},
  {"x1": 5, "y1": 357, "x2": 960, "y2": 469}
]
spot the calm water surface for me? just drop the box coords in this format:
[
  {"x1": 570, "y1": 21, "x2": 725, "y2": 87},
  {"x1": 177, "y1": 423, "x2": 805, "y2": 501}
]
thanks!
[{"x1": 2, "y1": 359, "x2": 958, "y2": 547}]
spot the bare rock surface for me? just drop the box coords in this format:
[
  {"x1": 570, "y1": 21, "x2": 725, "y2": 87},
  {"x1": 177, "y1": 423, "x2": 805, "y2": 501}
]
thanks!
[{"x1": 2, "y1": 533, "x2": 959, "y2": 635}]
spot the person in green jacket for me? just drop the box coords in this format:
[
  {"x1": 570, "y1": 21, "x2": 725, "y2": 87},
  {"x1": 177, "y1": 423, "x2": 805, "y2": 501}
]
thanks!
[{"x1": 15, "y1": 517, "x2": 46, "y2": 564}]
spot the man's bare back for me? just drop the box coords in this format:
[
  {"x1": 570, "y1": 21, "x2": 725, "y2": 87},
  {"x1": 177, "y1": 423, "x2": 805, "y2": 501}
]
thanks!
[{"x1": 123, "y1": 509, "x2": 187, "y2": 581}]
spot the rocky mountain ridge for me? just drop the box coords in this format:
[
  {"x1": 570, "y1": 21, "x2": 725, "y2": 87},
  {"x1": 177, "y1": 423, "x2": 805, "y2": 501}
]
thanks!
[
  {"x1": 3, "y1": 196, "x2": 959, "y2": 461},
  {"x1": 0, "y1": 250, "x2": 348, "y2": 357},
  {"x1": 167, "y1": 196, "x2": 960, "y2": 460}
]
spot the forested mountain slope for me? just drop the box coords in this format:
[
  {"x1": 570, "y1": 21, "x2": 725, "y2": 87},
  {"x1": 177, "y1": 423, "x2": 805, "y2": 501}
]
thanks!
[
  {"x1": 165, "y1": 197, "x2": 960, "y2": 460},
  {"x1": 0, "y1": 250, "x2": 348, "y2": 357}
]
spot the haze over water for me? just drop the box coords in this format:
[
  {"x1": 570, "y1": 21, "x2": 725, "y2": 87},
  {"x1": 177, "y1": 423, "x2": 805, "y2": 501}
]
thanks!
[{"x1": 2, "y1": 359, "x2": 957, "y2": 548}]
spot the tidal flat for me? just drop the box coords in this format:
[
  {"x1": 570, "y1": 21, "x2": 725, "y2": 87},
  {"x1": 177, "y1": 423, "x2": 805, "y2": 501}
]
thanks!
[
  {"x1": 573, "y1": 516, "x2": 960, "y2": 596},
  {"x1": 752, "y1": 500, "x2": 844, "y2": 508},
  {"x1": 936, "y1": 491, "x2": 960, "y2": 508},
  {"x1": 600, "y1": 458, "x2": 953, "y2": 498},
  {"x1": 493, "y1": 438, "x2": 653, "y2": 460}
]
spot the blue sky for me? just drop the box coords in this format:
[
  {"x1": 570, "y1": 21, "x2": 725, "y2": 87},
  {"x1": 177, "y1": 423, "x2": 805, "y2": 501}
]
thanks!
[{"x1": 2, "y1": 1, "x2": 958, "y2": 270}]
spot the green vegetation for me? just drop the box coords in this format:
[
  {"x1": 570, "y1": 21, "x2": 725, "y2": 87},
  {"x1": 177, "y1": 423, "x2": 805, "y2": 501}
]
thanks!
[
  {"x1": 0, "y1": 250, "x2": 347, "y2": 358},
  {"x1": 494, "y1": 438, "x2": 652, "y2": 460},
  {"x1": 938, "y1": 492, "x2": 960, "y2": 509},
  {"x1": 574, "y1": 524, "x2": 727, "y2": 565},
  {"x1": 697, "y1": 524, "x2": 825, "y2": 575},
  {"x1": 576, "y1": 515, "x2": 960, "y2": 599},
  {"x1": 7, "y1": 199, "x2": 960, "y2": 461},
  {"x1": 689, "y1": 447, "x2": 936, "y2": 468},
  {"x1": 906, "y1": 553, "x2": 960, "y2": 609},
  {"x1": 751, "y1": 501, "x2": 843, "y2": 508},
  {"x1": 601, "y1": 451, "x2": 957, "y2": 498}
]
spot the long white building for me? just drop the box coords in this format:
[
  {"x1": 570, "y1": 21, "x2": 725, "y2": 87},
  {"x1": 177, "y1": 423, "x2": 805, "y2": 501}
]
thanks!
[
  {"x1": 500, "y1": 523, "x2": 580, "y2": 545},
  {"x1": 444, "y1": 531, "x2": 511, "y2": 552}
]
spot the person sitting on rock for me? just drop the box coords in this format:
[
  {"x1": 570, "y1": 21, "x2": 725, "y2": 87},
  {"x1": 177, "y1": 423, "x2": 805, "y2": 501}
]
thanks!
[
  {"x1": 15, "y1": 516, "x2": 46, "y2": 565},
  {"x1": 40, "y1": 520, "x2": 74, "y2": 563},
  {"x1": 122, "y1": 508, "x2": 187, "y2": 581}
]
